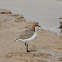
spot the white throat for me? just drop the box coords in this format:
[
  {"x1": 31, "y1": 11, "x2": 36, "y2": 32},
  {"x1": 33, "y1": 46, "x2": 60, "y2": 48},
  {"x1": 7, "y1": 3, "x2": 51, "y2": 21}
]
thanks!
[{"x1": 35, "y1": 27, "x2": 38, "y2": 32}]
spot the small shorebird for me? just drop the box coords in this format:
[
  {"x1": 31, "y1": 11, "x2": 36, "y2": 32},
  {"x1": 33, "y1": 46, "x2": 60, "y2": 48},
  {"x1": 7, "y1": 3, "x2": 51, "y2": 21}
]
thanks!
[{"x1": 15, "y1": 22, "x2": 41, "y2": 52}]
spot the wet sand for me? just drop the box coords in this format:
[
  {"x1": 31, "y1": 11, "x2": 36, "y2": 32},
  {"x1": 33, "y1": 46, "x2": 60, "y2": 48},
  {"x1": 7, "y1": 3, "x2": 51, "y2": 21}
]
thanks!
[{"x1": 0, "y1": 9, "x2": 62, "y2": 62}]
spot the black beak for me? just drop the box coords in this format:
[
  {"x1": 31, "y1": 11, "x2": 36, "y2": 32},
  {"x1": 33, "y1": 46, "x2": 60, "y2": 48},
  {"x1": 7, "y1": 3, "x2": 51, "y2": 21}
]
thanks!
[{"x1": 39, "y1": 26, "x2": 41, "y2": 27}]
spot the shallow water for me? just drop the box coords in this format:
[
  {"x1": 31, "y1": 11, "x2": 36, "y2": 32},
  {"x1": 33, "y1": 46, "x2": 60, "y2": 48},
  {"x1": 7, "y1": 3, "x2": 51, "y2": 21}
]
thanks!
[{"x1": 0, "y1": 0, "x2": 62, "y2": 34}]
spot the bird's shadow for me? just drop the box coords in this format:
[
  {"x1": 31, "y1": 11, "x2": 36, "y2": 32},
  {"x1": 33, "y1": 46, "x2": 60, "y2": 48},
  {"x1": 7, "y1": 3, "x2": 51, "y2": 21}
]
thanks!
[{"x1": 27, "y1": 49, "x2": 37, "y2": 52}]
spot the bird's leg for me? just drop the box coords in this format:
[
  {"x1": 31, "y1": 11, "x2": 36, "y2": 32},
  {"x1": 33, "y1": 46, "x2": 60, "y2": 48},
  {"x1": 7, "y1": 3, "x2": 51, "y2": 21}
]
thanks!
[
  {"x1": 25, "y1": 42, "x2": 29, "y2": 52},
  {"x1": 25, "y1": 42, "x2": 30, "y2": 52},
  {"x1": 25, "y1": 42, "x2": 26, "y2": 46},
  {"x1": 26, "y1": 43, "x2": 29, "y2": 52}
]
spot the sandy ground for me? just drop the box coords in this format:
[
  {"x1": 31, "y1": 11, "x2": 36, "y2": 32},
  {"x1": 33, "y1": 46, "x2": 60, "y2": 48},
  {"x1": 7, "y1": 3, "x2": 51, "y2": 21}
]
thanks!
[{"x1": 0, "y1": 9, "x2": 62, "y2": 62}]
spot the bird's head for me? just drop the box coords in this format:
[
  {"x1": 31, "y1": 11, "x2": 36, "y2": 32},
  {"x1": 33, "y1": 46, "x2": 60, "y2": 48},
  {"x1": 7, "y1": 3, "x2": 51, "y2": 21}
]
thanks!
[{"x1": 32, "y1": 22, "x2": 41, "y2": 31}]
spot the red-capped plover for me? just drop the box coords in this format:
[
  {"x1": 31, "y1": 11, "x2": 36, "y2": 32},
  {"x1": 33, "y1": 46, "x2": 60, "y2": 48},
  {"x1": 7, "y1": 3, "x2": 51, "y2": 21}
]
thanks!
[{"x1": 15, "y1": 22, "x2": 41, "y2": 52}]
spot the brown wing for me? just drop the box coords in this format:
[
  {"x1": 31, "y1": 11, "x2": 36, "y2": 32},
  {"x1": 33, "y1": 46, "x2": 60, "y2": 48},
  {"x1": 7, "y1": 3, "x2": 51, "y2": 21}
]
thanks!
[{"x1": 18, "y1": 28, "x2": 35, "y2": 39}]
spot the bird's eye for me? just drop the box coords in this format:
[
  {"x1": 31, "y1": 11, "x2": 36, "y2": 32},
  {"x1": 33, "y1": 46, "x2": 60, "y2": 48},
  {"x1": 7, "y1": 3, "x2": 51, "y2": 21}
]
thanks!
[
  {"x1": 36, "y1": 25, "x2": 38, "y2": 26},
  {"x1": 35, "y1": 24, "x2": 39, "y2": 27}
]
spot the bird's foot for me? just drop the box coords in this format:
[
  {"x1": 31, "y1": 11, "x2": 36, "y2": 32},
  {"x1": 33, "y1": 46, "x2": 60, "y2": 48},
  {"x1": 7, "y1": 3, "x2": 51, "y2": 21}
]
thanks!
[{"x1": 27, "y1": 50, "x2": 31, "y2": 52}]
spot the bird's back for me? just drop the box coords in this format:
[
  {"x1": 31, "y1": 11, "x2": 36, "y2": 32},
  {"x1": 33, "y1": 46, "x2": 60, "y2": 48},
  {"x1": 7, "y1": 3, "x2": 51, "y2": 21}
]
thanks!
[{"x1": 18, "y1": 28, "x2": 35, "y2": 39}]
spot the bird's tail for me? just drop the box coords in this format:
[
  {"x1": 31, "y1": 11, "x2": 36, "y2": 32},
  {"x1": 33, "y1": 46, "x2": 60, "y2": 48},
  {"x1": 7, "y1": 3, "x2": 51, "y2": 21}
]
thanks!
[{"x1": 14, "y1": 38, "x2": 19, "y2": 42}]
